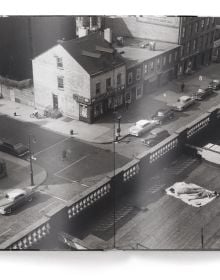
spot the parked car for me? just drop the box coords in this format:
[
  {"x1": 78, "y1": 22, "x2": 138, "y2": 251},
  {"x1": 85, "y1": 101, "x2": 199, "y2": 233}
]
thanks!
[
  {"x1": 129, "y1": 120, "x2": 157, "y2": 137},
  {"x1": 192, "y1": 88, "x2": 214, "y2": 100},
  {"x1": 208, "y1": 79, "x2": 220, "y2": 90},
  {"x1": 0, "y1": 139, "x2": 29, "y2": 158},
  {"x1": 151, "y1": 108, "x2": 174, "y2": 125},
  {"x1": 142, "y1": 128, "x2": 170, "y2": 147},
  {"x1": 170, "y1": 95, "x2": 195, "y2": 111},
  {"x1": 0, "y1": 187, "x2": 34, "y2": 215}
]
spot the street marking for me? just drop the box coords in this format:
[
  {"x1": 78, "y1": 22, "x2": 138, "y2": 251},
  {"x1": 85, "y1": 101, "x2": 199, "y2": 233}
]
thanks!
[
  {"x1": 54, "y1": 173, "x2": 90, "y2": 188},
  {"x1": 55, "y1": 155, "x2": 88, "y2": 176},
  {"x1": 34, "y1": 137, "x2": 70, "y2": 156},
  {"x1": 38, "y1": 190, "x2": 67, "y2": 203},
  {"x1": 39, "y1": 201, "x2": 58, "y2": 213},
  {"x1": 0, "y1": 228, "x2": 12, "y2": 238}
]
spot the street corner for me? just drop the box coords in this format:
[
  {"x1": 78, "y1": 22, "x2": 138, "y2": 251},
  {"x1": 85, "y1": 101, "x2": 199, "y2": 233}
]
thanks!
[{"x1": 0, "y1": 152, "x2": 47, "y2": 190}]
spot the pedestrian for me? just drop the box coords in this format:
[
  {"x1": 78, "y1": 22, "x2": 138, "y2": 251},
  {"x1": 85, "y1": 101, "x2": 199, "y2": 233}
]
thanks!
[
  {"x1": 180, "y1": 82, "x2": 185, "y2": 93},
  {"x1": 14, "y1": 112, "x2": 17, "y2": 116},
  {"x1": 62, "y1": 149, "x2": 67, "y2": 161}
]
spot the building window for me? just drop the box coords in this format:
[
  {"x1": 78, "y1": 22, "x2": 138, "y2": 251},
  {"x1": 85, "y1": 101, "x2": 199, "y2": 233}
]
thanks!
[
  {"x1": 136, "y1": 87, "x2": 142, "y2": 99},
  {"x1": 128, "y1": 72, "x2": 133, "y2": 84},
  {"x1": 206, "y1": 17, "x2": 210, "y2": 28},
  {"x1": 189, "y1": 24, "x2": 192, "y2": 36},
  {"x1": 117, "y1": 73, "x2": 121, "y2": 86},
  {"x1": 144, "y1": 64, "x2": 148, "y2": 74},
  {"x1": 150, "y1": 61, "x2": 154, "y2": 71},
  {"x1": 156, "y1": 58, "x2": 160, "y2": 69},
  {"x1": 212, "y1": 17, "x2": 215, "y2": 25},
  {"x1": 96, "y1": 82, "x2": 101, "y2": 95},
  {"x1": 174, "y1": 50, "x2": 178, "y2": 61},
  {"x1": 195, "y1": 22, "x2": 199, "y2": 32},
  {"x1": 201, "y1": 19, "x2": 205, "y2": 29},
  {"x1": 187, "y1": 42, "x2": 190, "y2": 54},
  {"x1": 163, "y1": 56, "x2": 166, "y2": 66},
  {"x1": 56, "y1": 57, "x2": 63, "y2": 68},
  {"x1": 182, "y1": 27, "x2": 185, "y2": 38},
  {"x1": 180, "y1": 46, "x2": 184, "y2": 57},
  {"x1": 168, "y1": 53, "x2": 172, "y2": 64},
  {"x1": 193, "y1": 39, "x2": 197, "y2": 51},
  {"x1": 57, "y1": 76, "x2": 64, "y2": 89},
  {"x1": 106, "y1": 78, "x2": 111, "y2": 90},
  {"x1": 136, "y1": 68, "x2": 141, "y2": 80}
]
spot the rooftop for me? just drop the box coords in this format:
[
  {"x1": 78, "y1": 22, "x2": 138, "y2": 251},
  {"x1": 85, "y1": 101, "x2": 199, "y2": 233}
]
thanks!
[
  {"x1": 114, "y1": 37, "x2": 180, "y2": 68},
  {"x1": 59, "y1": 32, "x2": 125, "y2": 76}
]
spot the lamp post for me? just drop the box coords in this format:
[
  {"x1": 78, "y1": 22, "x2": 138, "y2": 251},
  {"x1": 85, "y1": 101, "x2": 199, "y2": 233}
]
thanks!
[{"x1": 28, "y1": 135, "x2": 36, "y2": 186}]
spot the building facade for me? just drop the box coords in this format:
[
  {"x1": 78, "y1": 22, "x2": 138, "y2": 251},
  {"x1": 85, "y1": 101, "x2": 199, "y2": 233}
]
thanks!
[
  {"x1": 178, "y1": 17, "x2": 216, "y2": 75},
  {"x1": 32, "y1": 32, "x2": 126, "y2": 123}
]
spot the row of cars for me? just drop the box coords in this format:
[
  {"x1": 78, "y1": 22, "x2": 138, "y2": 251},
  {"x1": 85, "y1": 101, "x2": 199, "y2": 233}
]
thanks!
[{"x1": 129, "y1": 79, "x2": 220, "y2": 146}]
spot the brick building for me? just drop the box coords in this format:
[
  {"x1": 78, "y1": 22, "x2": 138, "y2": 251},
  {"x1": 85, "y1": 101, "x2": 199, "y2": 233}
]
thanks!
[
  {"x1": 178, "y1": 17, "x2": 216, "y2": 75},
  {"x1": 32, "y1": 32, "x2": 126, "y2": 123},
  {"x1": 105, "y1": 16, "x2": 216, "y2": 75}
]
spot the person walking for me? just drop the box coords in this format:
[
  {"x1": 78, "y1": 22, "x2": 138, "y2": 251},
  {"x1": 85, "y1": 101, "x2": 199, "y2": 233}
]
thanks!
[{"x1": 62, "y1": 149, "x2": 67, "y2": 161}]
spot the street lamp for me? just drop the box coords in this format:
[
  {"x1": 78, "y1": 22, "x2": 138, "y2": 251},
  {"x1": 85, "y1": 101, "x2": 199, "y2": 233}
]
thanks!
[{"x1": 28, "y1": 135, "x2": 36, "y2": 186}]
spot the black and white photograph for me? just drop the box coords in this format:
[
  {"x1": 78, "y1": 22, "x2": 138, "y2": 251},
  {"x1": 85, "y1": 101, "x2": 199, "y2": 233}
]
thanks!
[{"x1": 1, "y1": 13, "x2": 220, "y2": 253}]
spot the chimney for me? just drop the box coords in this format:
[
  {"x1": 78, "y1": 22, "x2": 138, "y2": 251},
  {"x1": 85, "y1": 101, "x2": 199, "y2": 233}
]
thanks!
[{"x1": 104, "y1": 28, "x2": 112, "y2": 44}]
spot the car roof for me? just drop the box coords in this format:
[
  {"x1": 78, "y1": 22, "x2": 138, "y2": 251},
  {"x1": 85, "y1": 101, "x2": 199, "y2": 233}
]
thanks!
[
  {"x1": 180, "y1": 95, "x2": 191, "y2": 101},
  {"x1": 136, "y1": 120, "x2": 151, "y2": 126},
  {"x1": 6, "y1": 189, "x2": 26, "y2": 198}
]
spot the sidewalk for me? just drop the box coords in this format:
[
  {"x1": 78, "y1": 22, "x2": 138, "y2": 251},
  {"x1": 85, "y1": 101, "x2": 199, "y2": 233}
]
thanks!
[
  {"x1": 1, "y1": 63, "x2": 220, "y2": 144},
  {"x1": 0, "y1": 151, "x2": 47, "y2": 191}
]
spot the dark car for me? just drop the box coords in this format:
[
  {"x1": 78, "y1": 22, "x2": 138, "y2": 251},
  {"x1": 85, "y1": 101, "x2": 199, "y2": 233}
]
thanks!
[
  {"x1": 142, "y1": 128, "x2": 170, "y2": 147},
  {"x1": 0, "y1": 187, "x2": 34, "y2": 215},
  {"x1": 151, "y1": 108, "x2": 174, "y2": 124},
  {"x1": 208, "y1": 79, "x2": 220, "y2": 90},
  {"x1": 192, "y1": 88, "x2": 214, "y2": 100},
  {"x1": 0, "y1": 139, "x2": 29, "y2": 158}
]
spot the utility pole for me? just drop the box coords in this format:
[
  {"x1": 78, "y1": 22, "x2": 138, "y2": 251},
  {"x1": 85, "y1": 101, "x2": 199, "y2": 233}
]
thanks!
[{"x1": 28, "y1": 135, "x2": 35, "y2": 186}]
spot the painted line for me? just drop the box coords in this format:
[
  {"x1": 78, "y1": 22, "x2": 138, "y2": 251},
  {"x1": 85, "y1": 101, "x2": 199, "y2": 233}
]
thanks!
[
  {"x1": 39, "y1": 201, "x2": 58, "y2": 213},
  {"x1": 54, "y1": 173, "x2": 90, "y2": 188},
  {"x1": 38, "y1": 190, "x2": 67, "y2": 203},
  {"x1": 55, "y1": 155, "x2": 88, "y2": 176},
  {"x1": 34, "y1": 137, "x2": 70, "y2": 156},
  {"x1": 0, "y1": 228, "x2": 12, "y2": 238}
]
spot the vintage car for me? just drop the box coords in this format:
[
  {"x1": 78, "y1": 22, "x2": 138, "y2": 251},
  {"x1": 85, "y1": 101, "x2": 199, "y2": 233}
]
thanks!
[
  {"x1": 208, "y1": 79, "x2": 220, "y2": 90},
  {"x1": 0, "y1": 188, "x2": 34, "y2": 215},
  {"x1": 151, "y1": 108, "x2": 174, "y2": 124},
  {"x1": 129, "y1": 120, "x2": 157, "y2": 137},
  {"x1": 192, "y1": 88, "x2": 214, "y2": 100},
  {"x1": 0, "y1": 139, "x2": 29, "y2": 158},
  {"x1": 170, "y1": 95, "x2": 195, "y2": 111},
  {"x1": 142, "y1": 128, "x2": 170, "y2": 147}
]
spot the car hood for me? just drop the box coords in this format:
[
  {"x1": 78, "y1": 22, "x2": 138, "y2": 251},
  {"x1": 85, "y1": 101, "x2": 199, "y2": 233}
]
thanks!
[{"x1": 0, "y1": 198, "x2": 12, "y2": 208}]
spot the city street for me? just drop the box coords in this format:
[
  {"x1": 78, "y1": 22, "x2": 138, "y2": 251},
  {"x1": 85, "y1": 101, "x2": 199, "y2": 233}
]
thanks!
[{"x1": 0, "y1": 115, "x2": 129, "y2": 187}]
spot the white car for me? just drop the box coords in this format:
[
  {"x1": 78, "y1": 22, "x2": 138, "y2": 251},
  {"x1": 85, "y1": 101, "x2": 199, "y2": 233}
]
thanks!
[
  {"x1": 129, "y1": 120, "x2": 157, "y2": 137},
  {"x1": 171, "y1": 95, "x2": 195, "y2": 111},
  {"x1": 0, "y1": 187, "x2": 34, "y2": 215}
]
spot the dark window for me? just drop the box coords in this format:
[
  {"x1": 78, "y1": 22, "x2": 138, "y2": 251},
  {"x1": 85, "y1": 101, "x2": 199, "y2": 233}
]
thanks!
[
  {"x1": 56, "y1": 57, "x2": 63, "y2": 68},
  {"x1": 106, "y1": 78, "x2": 111, "y2": 90},
  {"x1": 96, "y1": 82, "x2": 101, "y2": 95},
  {"x1": 136, "y1": 68, "x2": 141, "y2": 80},
  {"x1": 57, "y1": 76, "x2": 64, "y2": 89},
  {"x1": 117, "y1": 73, "x2": 121, "y2": 86},
  {"x1": 195, "y1": 22, "x2": 199, "y2": 32},
  {"x1": 201, "y1": 19, "x2": 205, "y2": 30},
  {"x1": 128, "y1": 72, "x2": 133, "y2": 84}
]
